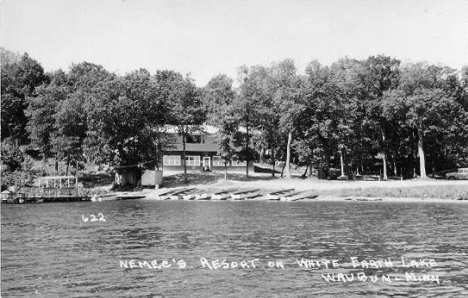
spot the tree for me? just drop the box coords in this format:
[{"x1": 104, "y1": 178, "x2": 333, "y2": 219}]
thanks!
[
  {"x1": 85, "y1": 69, "x2": 169, "y2": 182},
  {"x1": 269, "y1": 59, "x2": 304, "y2": 178},
  {"x1": 52, "y1": 92, "x2": 88, "y2": 175},
  {"x1": 1, "y1": 51, "x2": 48, "y2": 143},
  {"x1": 25, "y1": 84, "x2": 67, "y2": 172},
  {"x1": 391, "y1": 63, "x2": 466, "y2": 178},
  {"x1": 300, "y1": 61, "x2": 347, "y2": 179},
  {"x1": 1, "y1": 138, "x2": 34, "y2": 190},
  {"x1": 235, "y1": 65, "x2": 269, "y2": 177},
  {"x1": 155, "y1": 70, "x2": 205, "y2": 183},
  {"x1": 329, "y1": 58, "x2": 376, "y2": 177},
  {"x1": 362, "y1": 55, "x2": 401, "y2": 179},
  {"x1": 204, "y1": 74, "x2": 238, "y2": 179}
]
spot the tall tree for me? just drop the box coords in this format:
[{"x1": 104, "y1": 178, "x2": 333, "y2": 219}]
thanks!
[
  {"x1": 235, "y1": 65, "x2": 266, "y2": 177},
  {"x1": 363, "y1": 55, "x2": 401, "y2": 179},
  {"x1": 269, "y1": 59, "x2": 303, "y2": 178},
  {"x1": 85, "y1": 69, "x2": 169, "y2": 181},
  {"x1": 300, "y1": 61, "x2": 346, "y2": 179},
  {"x1": 52, "y1": 92, "x2": 88, "y2": 175},
  {"x1": 25, "y1": 84, "x2": 67, "y2": 172},
  {"x1": 158, "y1": 71, "x2": 205, "y2": 183},
  {"x1": 1, "y1": 51, "x2": 48, "y2": 143},
  {"x1": 204, "y1": 74, "x2": 238, "y2": 179},
  {"x1": 391, "y1": 63, "x2": 465, "y2": 178}
]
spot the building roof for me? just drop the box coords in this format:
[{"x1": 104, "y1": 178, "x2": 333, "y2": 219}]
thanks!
[
  {"x1": 168, "y1": 133, "x2": 220, "y2": 152},
  {"x1": 163, "y1": 125, "x2": 219, "y2": 134},
  {"x1": 161, "y1": 124, "x2": 250, "y2": 153},
  {"x1": 163, "y1": 124, "x2": 248, "y2": 135},
  {"x1": 39, "y1": 176, "x2": 76, "y2": 180}
]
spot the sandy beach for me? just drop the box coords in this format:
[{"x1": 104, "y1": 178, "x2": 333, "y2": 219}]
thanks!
[{"x1": 136, "y1": 173, "x2": 468, "y2": 202}]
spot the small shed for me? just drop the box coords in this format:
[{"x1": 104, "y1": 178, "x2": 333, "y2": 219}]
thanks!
[{"x1": 141, "y1": 170, "x2": 163, "y2": 188}]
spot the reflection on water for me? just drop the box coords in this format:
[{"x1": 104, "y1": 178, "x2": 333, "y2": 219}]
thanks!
[{"x1": 2, "y1": 201, "x2": 468, "y2": 297}]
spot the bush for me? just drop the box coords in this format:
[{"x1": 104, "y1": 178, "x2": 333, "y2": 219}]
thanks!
[{"x1": 1, "y1": 138, "x2": 37, "y2": 190}]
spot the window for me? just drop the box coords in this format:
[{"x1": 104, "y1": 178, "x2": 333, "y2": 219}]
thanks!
[
  {"x1": 213, "y1": 156, "x2": 224, "y2": 167},
  {"x1": 231, "y1": 156, "x2": 246, "y2": 167},
  {"x1": 185, "y1": 155, "x2": 200, "y2": 166},
  {"x1": 186, "y1": 135, "x2": 202, "y2": 143},
  {"x1": 163, "y1": 155, "x2": 181, "y2": 166}
]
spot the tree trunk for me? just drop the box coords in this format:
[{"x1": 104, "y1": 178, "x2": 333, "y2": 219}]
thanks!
[
  {"x1": 417, "y1": 128, "x2": 427, "y2": 178},
  {"x1": 224, "y1": 162, "x2": 227, "y2": 180},
  {"x1": 155, "y1": 164, "x2": 160, "y2": 189},
  {"x1": 324, "y1": 147, "x2": 330, "y2": 179},
  {"x1": 382, "y1": 152, "x2": 388, "y2": 180},
  {"x1": 280, "y1": 162, "x2": 286, "y2": 177},
  {"x1": 318, "y1": 135, "x2": 331, "y2": 179},
  {"x1": 285, "y1": 130, "x2": 292, "y2": 179},
  {"x1": 381, "y1": 130, "x2": 388, "y2": 180},
  {"x1": 302, "y1": 166, "x2": 308, "y2": 178},
  {"x1": 42, "y1": 153, "x2": 47, "y2": 176},
  {"x1": 339, "y1": 148, "x2": 345, "y2": 177},
  {"x1": 245, "y1": 126, "x2": 249, "y2": 178},
  {"x1": 182, "y1": 131, "x2": 188, "y2": 183},
  {"x1": 271, "y1": 147, "x2": 275, "y2": 177},
  {"x1": 55, "y1": 153, "x2": 59, "y2": 175},
  {"x1": 65, "y1": 153, "x2": 70, "y2": 176}
]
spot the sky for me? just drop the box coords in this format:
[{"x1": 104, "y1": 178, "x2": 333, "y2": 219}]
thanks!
[{"x1": 1, "y1": 0, "x2": 467, "y2": 86}]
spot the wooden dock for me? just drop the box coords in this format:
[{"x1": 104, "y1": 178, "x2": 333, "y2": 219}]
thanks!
[{"x1": 2, "y1": 194, "x2": 90, "y2": 204}]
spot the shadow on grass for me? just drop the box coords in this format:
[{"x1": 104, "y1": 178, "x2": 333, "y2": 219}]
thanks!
[{"x1": 79, "y1": 172, "x2": 114, "y2": 188}]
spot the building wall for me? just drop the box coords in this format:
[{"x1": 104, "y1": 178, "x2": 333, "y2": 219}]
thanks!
[
  {"x1": 162, "y1": 151, "x2": 253, "y2": 173},
  {"x1": 141, "y1": 170, "x2": 162, "y2": 187},
  {"x1": 162, "y1": 131, "x2": 253, "y2": 174}
]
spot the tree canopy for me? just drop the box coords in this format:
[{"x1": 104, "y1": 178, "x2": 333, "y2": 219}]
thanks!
[{"x1": 1, "y1": 48, "x2": 467, "y2": 189}]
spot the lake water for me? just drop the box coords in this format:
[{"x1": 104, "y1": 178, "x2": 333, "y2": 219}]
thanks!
[{"x1": 2, "y1": 200, "x2": 468, "y2": 297}]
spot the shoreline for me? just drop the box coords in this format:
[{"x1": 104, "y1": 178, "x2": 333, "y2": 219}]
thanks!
[
  {"x1": 314, "y1": 196, "x2": 468, "y2": 203},
  {"x1": 104, "y1": 173, "x2": 468, "y2": 203},
  {"x1": 140, "y1": 194, "x2": 468, "y2": 203},
  {"x1": 132, "y1": 175, "x2": 468, "y2": 203}
]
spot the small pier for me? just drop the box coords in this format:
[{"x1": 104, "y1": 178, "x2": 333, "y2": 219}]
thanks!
[{"x1": 2, "y1": 176, "x2": 91, "y2": 204}]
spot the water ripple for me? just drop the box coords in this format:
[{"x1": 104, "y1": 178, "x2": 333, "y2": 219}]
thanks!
[{"x1": 2, "y1": 200, "x2": 468, "y2": 297}]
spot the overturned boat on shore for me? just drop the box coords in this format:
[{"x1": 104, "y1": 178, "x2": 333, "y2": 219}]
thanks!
[{"x1": 148, "y1": 187, "x2": 319, "y2": 202}]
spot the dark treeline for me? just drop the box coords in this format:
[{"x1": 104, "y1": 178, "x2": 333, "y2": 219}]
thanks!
[{"x1": 2, "y1": 47, "x2": 468, "y2": 187}]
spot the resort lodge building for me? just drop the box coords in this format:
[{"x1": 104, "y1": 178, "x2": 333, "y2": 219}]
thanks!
[{"x1": 161, "y1": 126, "x2": 253, "y2": 174}]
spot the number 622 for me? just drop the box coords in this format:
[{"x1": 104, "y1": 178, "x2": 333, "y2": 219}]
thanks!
[{"x1": 82, "y1": 213, "x2": 106, "y2": 222}]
